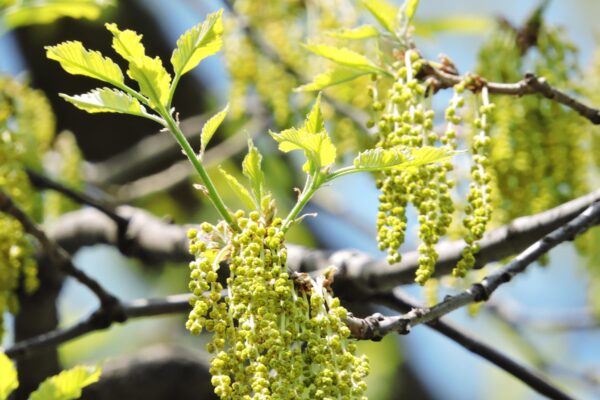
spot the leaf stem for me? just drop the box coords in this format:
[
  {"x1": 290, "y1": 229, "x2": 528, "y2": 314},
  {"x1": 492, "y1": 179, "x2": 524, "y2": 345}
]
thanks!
[
  {"x1": 160, "y1": 109, "x2": 235, "y2": 228},
  {"x1": 282, "y1": 173, "x2": 320, "y2": 232}
]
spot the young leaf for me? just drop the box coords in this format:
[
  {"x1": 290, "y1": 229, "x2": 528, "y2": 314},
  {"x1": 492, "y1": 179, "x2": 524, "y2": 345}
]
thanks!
[
  {"x1": 270, "y1": 127, "x2": 336, "y2": 173},
  {"x1": 2, "y1": 0, "x2": 112, "y2": 28},
  {"x1": 29, "y1": 365, "x2": 101, "y2": 400},
  {"x1": 403, "y1": 0, "x2": 420, "y2": 23},
  {"x1": 218, "y1": 167, "x2": 255, "y2": 210},
  {"x1": 171, "y1": 9, "x2": 224, "y2": 76},
  {"x1": 353, "y1": 147, "x2": 408, "y2": 169},
  {"x1": 200, "y1": 104, "x2": 229, "y2": 156},
  {"x1": 413, "y1": 16, "x2": 492, "y2": 37},
  {"x1": 326, "y1": 24, "x2": 380, "y2": 40},
  {"x1": 105, "y1": 23, "x2": 145, "y2": 61},
  {"x1": 406, "y1": 146, "x2": 453, "y2": 167},
  {"x1": 46, "y1": 41, "x2": 124, "y2": 86},
  {"x1": 59, "y1": 88, "x2": 147, "y2": 116},
  {"x1": 242, "y1": 139, "x2": 265, "y2": 206},
  {"x1": 362, "y1": 0, "x2": 398, "y2": 34},
  {"x1": 127, "y1": 56, "x2": 172, "y2": 109},
  {"x1": 0, "y1": 353, "x2": 18, "y2": 400},
  {"x1": 302, "y1": 44, "x2": 385, "y2": 74},
  {"x1": 295, "y1": 68, "x2": 370, "y2": 92},
  {"x1": 304, "y1": 93, "x2": 324, "y2": 134}
]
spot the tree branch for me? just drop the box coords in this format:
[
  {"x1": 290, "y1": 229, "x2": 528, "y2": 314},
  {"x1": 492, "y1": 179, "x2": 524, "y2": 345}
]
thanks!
[
  {"x1": 425, "y1": 64, "x2": 600, "y2": 124},
  {"x1": 0, "y1": 190, "x2": 121, "y2": 309},
  {"x1": 349, "y1": 200, "x2": 600, "y2": 341},
  {"x1": 3, "y1": 294, "x2": 191, "y2": 360},
  {"x1": 47, "y1": 188, "x2": 600, "y2": 292},
  {"x1": 380, "y1": 291, "x2": 575, "y2": 400}
]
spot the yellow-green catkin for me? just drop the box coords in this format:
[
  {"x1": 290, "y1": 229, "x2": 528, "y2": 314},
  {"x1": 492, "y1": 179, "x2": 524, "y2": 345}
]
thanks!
[
  {"x1": 454, "y1": 87, "x2": 494, "y2": 277},
  {"x1": 373, "y1": 50, "x2": 455, "y2": 284},
  {"x1": 0, "y1": 76, "x2": 56, "y2": 339},
  {"x1": 477, "y1": 23, "x2": 587, "y2": 224},
  {"x1": 187, "y1": 211, "x2": 368, "y2": 399}
]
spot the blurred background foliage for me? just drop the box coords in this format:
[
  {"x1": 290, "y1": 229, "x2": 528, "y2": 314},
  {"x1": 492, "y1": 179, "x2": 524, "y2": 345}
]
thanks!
[{"x1": 1, "y1": 0, "x2": 600, "y2": 399}]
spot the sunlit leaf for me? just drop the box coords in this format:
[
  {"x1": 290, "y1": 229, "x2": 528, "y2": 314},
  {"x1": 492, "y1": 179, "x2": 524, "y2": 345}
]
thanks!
[
  {"x1": 200, "y1": 104, "x2": 229, "y2": 156},
  {"x1": 171, "y1": 9, "x2": 223, "y2": 76},
  {"x1": 295, "y1": 68, "x2": 370, "y2": 92},
  {"x1": 302, "y1": 44, "x2": 385, "y2": 74},
  {"x1": 353, "y1": 146, "x2": 452, "y2": 172},
  {"x1": 270, "y1": 127, "x2": 336, "y2": 173},
  {"x1": 46, "y1": 41, "x2": 124, "y2": 86},
  {"x1": 414, "y1": 16, "x2": 493, "y2": 37},
  {"x1": 0, "y1": 353, "x2": 18, "y2": 400},
  {"x1": 405, "y1": 146, "x2": 453, "y2": 167},
  {"x1": 105, "y1": 23, "x2": 145, "y2": 61},
  {"x1": 304, "y1": 93, "x2": 324, "y2": 134},
  {"x1": 353, "y1": 147, "x2": 408, "y2": 169},
  {"x1": 60, "y1": 88, "x2": 147, "y2": 116},
  {"x1": 403, "y1": 0, "x2": 420, "y2": 23},
  {"x1": 128, "y1": 56, "x2": 172, "y2": 109},
  {"x1": 242, "y1": 139, "x2": 264, "y2": 206},
  {"x1": 361, "y1": 0, "x2": 398, "y2": 34},
  {"x1": 325, "y1": 24, "x2": 380, "y2": 40},
  {"x1": 29, "y1": 365, "x2": 101, "y2": 400},
  {"x1": 218, "y1": 167, "x2": 255, "y2": 210},
  {"x1": 2, "y1": 0, "x2": 113, "y2": 28}
]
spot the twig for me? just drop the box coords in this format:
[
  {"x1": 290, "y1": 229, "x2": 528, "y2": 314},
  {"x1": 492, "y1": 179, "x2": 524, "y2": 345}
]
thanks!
[
  {"x1": 3, "y1": 294, "x2": 191, "y2": 360},
  {"x1": 379, "y1": 290, "x2": 575, "y2": 400},
  {"x1": 26, "y1": 168, "x2": 128, "y2": 228},
  {"x1": 425, "y1": 65, "x2": 600, "y2": 124},
  {"x1": 347, "y1": 200, "x2": 600, "y2": 341},
  {"x1": 0, "y1": 189, "x2": 121, "y2": 309}
]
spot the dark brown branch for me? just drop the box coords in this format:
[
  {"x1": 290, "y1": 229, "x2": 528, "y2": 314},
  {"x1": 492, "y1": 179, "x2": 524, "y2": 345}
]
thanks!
[
  {"x1": 3, "y1": 294, "x2": 191, "y2": 360},
  {"x1": 0, "y1": 189, "x2": 121, "y2": 309},
  {"x1": 26, "y1": 169, "x2": 128, "y2": 228},
  {"x1": 47, "y1": 188, "x2": 600, "y2": 292},
  {"x1": 377, "y1": 290, "x2": 575, "y2": 400},
  {"x1": 425, "y1": 65, "x2": 600, "y2": 124}
]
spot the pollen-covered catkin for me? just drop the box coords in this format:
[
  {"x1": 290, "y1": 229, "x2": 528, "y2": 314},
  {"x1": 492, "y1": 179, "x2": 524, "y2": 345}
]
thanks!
[{"x1": 187, "y1": 211, "x2": 368, "y2": 399}]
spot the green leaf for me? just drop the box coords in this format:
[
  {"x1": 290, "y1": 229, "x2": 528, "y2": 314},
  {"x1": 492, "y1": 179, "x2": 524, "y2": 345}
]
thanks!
[
  {"x1": 302, "y1": 44, "x2": 385, "y2": 74},
  {"x1": 105, "y1": 23, "x2": 146, "y2": 62},
  {"x1": 0, "y1": 353, "x2": 18, "y2": 400},
  {"x1": 218, "y1": 167, "x2": 255, "y2": 210},
  {"x1": 59, "y1": 88, "x2": 147, "y2": 116},
  {"x1": 128, "y1": 56, "x2": 172, "y2": 109},
  {"x1": 353, "y1": 147, "x2": 408, "y2": 169},
  {"x1": 200, "y1": 104, "x2": 229, "y2": 156},
  {"x1": 29, "y1": 365, "x2": 101, "y2": 400},
  {"x1": 46, "y1": 41, "x2": 124, "y2": 86},
  {"x1": 304, "y1": 93, "x2": 324, "y2": 134},
  {"x1": 242, "y1": 139, "x2": 265, "y2": 206},
  {"x1": 361, "y1": 0, "x2": 398, "y2": 34},
  {"x1": 403, "y1": 0, "x2": 420, "y2": 23},
  {"x1": 171, "y1": 9, "x2": 224, "y2": 76},
  {"x1": 414, "y1": 16, "x2": 492, "y2": 37},
  {"x1": 270, "y1": 127, "x2": 336, "y2": 173},
  {"x1": 325, "y1": 24, "x2": 380, "y2": 40},
  {"x1": 2, "y1": 0, "x2": 113, "y2": 28},
  {"x1": 405, "y1": 146, "x2": 453, "y2": 168},
  {"x1": 295, "y1": 67, "x2": 370, "y2": 92}
]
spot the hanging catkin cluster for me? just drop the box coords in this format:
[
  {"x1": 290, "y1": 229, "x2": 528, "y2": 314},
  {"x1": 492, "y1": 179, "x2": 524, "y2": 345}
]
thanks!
[
  {"x1": 0, "y1": 77, "x2": 56, "y2": 339},
  {"x1": 476, "y1": 22, "x2": 587, "y2": 223},
  {"x1": 186, "y1": 211, "x2": 369, "y2": 399}
]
